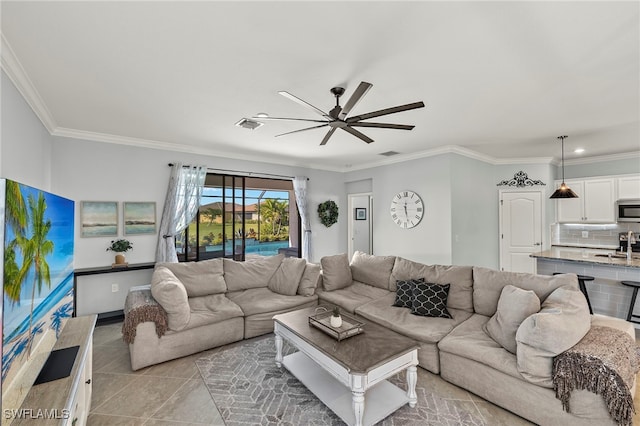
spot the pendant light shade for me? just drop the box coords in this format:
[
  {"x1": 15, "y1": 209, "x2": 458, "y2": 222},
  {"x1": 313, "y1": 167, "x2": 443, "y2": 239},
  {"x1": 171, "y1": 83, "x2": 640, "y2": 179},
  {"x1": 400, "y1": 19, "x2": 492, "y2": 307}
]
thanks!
[{"x1": 550, "y1": 135, "x2": 578, "y2": 199}]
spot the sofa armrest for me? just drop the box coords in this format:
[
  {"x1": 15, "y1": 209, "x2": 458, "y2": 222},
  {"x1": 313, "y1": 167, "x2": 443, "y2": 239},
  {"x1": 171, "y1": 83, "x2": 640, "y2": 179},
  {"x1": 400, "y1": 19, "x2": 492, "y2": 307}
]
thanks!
[{"x1": 122, "y1": 287, "x2": 168, "y2": 344}]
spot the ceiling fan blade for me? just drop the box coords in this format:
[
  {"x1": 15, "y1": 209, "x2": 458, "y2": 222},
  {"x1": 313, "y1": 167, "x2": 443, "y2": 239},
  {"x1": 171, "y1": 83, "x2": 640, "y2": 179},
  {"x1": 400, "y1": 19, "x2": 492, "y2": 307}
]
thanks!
[
  {"x1": 339, "y1": 81, "x2": 373, "y2": 120},
  {"x1": 347, "y1": 101, "x2": 425, "y2": 123},
  {"x1": 252, "y1": 116, "x2": 329, "y2": 123},
  {"x1": 279, "y1": 91, "x2": 331, "y2": 119},
  {"x1": 349, "y1": 122, "x2": 415, "y2": 130},
  {"x1": 340, "y1": 126, "x2": 374, "y2": 144},
  {"x1": 275, "y1": 123, "x2": 329, "y2": 137},
  {"x1": 320, "y1": 127, "x2": 337, "y2": 146}
]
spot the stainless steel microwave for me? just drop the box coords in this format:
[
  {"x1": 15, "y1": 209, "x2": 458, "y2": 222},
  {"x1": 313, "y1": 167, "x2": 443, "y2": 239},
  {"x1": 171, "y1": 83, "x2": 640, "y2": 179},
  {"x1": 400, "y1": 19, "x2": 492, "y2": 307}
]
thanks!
[{"x1": 616, "y1": 199, "x2": 640, "y2": 222}]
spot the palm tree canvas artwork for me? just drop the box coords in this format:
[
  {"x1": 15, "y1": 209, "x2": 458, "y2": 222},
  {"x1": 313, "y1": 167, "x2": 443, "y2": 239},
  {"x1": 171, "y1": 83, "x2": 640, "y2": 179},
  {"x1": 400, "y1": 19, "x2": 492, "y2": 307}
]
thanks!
[{"x1": 1, "y1": 179, "x2": 75, "y2": 387}]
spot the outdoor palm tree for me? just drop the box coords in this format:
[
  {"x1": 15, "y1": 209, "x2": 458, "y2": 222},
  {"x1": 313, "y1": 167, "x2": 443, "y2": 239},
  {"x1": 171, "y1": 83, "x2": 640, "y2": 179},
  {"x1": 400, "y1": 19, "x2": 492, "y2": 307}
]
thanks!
[
  {"x1": 260, "y1": 199, "x2": 289, "y2": 236},
  {"x1": 17, "y1": 192, "x2": 54, "y2": 355}
]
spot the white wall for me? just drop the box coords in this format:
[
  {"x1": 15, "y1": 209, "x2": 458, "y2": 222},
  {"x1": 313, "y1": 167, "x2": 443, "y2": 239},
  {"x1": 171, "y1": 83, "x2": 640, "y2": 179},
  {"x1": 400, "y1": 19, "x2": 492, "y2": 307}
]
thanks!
[
  {"x1": 1, "y1": 71, "x2": 52, "y2": 190},
  {"x1": 345, "y1": 155, "x2": 453, "y2": 265},
  {"x1": 562, "y1": 156, "x2": 640, "y2": 179},
  {"x1": 50, "y1": 136, "x2": 346, "y2": 267},
  {"x1": 450, "y1": 154, "x2": 498, "y2": 268}
]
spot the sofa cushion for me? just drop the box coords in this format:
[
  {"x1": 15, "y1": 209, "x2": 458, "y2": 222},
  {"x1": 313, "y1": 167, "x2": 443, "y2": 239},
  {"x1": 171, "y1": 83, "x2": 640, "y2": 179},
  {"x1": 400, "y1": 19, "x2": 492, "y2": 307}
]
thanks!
[
  {"x1": 298, "y1": 263, "x2": 321, "y2": 296},
  {"x1": 472, "y1": 266, "x2": 578, "y2": 317},
  {"x1": 393, "y1": 278, "x2": 424, "y2": 308},
  {"x1": 389, "y1": 257, "x2": 473, "y2": 313},
  {"x1": 150, "y1": 267, "x2": 191, "y2": 331},
  {"x1": 483, "y1": 285, "x2": 540, "y2": 354},
  {"x1": 350, "y1": 251, "x2": 396, "y2": 290},
  {"x1": 184, "y1": 294, "x2": 244, "y2": 330},
  {"x1": 317, "y1": 281, "x2": 390, "y2": 313},
  {"x1": 356, "y1": 292, "x2": 473, "y2": 344},
  {"x1": 156, "y1": 258, "x2": 226, "y2": 297},
  {"x1": 411, "y1": 282, "x2": 452, "y2": 318},
  {"x1": 223, "y1": 254, "x2": 284, "y2": 291},
  {"x1": 268, "y1": 257, "x2": 307, "y2": 296},
  {"x1": 227, "y1": 287, "x2": 319, "y2": 316},
  {"x1": 515, "y1": 286, "x2": 591, "y2": 388},
  {"x1": 438, "y1": 314, "x2": 523, "y2": 381},
  {"x1": 320, "y1": 253, "x2": 352, "y2": 291}
]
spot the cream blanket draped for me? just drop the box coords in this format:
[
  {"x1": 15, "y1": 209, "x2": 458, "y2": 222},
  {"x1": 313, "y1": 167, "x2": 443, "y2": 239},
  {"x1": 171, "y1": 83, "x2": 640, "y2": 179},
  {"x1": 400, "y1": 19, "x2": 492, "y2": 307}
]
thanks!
[{"x1": 552, "y1": 325, "x2": 640, "y2": 426}]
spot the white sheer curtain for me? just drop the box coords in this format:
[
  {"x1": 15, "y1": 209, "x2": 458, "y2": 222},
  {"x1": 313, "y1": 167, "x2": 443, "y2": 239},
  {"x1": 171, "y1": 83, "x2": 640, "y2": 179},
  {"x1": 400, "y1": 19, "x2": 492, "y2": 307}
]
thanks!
[
  {"x1": 156, "y1": 163, "x2": 207, "y2": 263},
  {"x1": 293, "y1": 176, "x2": 311, "y2": 261}
]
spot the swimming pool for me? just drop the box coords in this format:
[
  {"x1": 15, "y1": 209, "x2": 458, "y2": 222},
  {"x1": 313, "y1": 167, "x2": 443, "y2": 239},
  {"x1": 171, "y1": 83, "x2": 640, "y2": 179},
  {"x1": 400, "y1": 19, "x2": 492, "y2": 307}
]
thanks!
[{"x1": 202, "y1": 240, "x2": 290, "y2": 257}]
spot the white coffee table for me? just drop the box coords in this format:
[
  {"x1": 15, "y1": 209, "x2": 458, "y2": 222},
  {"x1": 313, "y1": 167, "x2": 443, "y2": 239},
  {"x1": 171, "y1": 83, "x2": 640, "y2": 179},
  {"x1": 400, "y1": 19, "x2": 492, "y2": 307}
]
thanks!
[{"x1": 273, "y1": 307, "x2": 419, "y2": 426}]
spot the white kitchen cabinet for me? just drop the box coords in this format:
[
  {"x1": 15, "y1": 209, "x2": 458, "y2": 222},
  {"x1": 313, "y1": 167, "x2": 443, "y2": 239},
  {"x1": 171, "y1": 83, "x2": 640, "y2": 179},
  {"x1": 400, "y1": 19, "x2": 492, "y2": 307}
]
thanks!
[
  {"x1": 556, "y1": 180, "x2": 584, "y2": 223},
  {"x1": 617, "y1": 175, "x2": 640, "y2": 200},
  {"x1": 556, "y1": 178, "x2": 615, "y2": 223}
]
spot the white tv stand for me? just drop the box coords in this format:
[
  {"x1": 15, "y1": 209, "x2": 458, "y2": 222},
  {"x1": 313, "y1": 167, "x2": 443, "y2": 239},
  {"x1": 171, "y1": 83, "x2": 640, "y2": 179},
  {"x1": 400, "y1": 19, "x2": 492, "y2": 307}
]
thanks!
[{"x1": 11, "y1": 315, "x2": 96, "y2": 426}]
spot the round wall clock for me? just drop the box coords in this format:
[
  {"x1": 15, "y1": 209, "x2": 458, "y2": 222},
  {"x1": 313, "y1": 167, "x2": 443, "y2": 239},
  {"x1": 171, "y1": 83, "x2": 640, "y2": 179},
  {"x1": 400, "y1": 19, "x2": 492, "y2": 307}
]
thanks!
[{"x1": 390, "y1": 190, "x2": 424, "y2": 229}]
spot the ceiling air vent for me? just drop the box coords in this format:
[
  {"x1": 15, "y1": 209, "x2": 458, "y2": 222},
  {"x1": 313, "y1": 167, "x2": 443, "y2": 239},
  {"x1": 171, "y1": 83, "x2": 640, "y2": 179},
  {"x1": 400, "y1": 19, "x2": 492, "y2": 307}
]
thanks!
[
  {"x1": 235, "y1": 118, "x2": 263, "y2": 130},
  {"x1": 379, "y1": 151, "x2": 400, "y2": 157}
]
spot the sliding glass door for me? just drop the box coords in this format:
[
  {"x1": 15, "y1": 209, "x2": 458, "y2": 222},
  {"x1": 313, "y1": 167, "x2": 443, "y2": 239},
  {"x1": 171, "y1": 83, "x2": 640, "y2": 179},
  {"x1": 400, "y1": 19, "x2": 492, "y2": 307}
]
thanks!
[{"x1": 176, "y1": 174, "x2": 299, "y2": 262}]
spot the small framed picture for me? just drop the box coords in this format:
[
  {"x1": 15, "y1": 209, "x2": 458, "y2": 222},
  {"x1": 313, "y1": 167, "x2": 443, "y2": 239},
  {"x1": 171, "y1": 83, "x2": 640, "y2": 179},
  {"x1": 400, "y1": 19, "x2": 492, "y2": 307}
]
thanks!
[
  {"x1": 81, "y1": 201, "x2": 118, "y2": 237},
  {"x1": 355, "y1": 208, "x2": 367, "y2": 220},
  {"x1": 124, "y1": 202, "x2": 157, "y2": 235}
]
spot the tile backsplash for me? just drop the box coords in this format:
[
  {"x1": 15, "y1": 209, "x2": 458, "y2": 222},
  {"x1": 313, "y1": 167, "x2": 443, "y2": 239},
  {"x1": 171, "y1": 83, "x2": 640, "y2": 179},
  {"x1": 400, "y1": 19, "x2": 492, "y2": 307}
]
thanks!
[{"x1": 552, "y1": 222, "x2": 640, "y2": 248}]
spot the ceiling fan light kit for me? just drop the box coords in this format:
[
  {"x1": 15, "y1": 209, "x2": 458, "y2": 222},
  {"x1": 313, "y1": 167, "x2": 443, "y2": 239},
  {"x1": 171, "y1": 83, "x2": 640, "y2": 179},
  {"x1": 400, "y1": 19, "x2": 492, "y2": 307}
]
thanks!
[
  {"x1": 254, "y1": 81, "x2": 425, "y2": 146},
  {"x1": 550, "y1": 135, "x2": 579, "y2": 199}
]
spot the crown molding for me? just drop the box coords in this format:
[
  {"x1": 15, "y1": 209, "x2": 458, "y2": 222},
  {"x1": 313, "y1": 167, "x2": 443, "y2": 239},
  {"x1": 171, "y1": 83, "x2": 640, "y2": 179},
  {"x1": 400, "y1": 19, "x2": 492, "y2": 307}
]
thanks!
[
  {"x1": 344, "y1": 145, "x2": 554, "y2": 172},
  {"x1": 51, "y1": 127, "x2": 345, "y2": 173},
  {"x1": 1, "y1": 33, "x2": 57, "y2": 132},
  {"x1": 563, "y1": 151, "x2": 640, "y2": 166}
]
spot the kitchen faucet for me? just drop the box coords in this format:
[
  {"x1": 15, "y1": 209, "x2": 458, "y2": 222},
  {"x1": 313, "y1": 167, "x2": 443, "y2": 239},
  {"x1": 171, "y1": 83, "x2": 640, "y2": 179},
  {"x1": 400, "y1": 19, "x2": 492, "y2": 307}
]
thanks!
[{"x1": 628, "y1": 231, "x2": 637, "y2": 260}]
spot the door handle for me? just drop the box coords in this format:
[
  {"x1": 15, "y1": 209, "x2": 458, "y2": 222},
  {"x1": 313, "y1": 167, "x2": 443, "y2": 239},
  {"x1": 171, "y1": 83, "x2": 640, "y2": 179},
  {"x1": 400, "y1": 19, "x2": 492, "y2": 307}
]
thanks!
[{"x1": 534, "y1": 243, "x2": 541, "y2": 246}]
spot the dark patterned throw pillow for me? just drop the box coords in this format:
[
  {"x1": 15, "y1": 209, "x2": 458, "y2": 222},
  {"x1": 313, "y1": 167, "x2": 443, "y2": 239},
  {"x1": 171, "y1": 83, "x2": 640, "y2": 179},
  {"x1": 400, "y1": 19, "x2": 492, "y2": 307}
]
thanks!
[
  {"x1": 392, "y1": 278, "x2": 425, "y2": 308},
  {"x1": 411, "y1": 282, "x2": 452, "y2": 318}
]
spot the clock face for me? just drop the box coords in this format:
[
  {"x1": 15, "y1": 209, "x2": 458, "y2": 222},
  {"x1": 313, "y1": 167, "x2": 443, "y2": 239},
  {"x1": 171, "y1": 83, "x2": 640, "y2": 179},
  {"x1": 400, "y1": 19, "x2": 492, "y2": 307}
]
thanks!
[{"x1": 390, "y1": 190, "x2": 424, "y2": 229}]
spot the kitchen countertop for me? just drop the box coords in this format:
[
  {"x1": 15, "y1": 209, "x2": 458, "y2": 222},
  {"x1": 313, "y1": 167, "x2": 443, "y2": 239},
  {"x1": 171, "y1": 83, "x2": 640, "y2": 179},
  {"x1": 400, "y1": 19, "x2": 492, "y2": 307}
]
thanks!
[{"x1": 531, "y1": 246, "x2": 640, "y2": 269}]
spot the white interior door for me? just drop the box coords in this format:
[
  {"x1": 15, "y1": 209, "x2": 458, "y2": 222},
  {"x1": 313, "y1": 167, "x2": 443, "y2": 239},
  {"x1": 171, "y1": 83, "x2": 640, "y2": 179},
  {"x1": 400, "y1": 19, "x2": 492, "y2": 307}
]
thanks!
[
  {"x1": 500, "y1": 191, "x2": 542, "y2": 273},
  {"x1": 348, "y1": 193, "x2": 373, "y2": 258}
]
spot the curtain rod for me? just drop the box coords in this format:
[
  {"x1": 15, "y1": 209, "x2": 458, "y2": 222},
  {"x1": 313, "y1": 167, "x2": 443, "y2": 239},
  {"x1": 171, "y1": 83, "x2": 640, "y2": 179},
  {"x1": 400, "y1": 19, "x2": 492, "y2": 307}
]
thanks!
[{"x1": 167, "y1": 164, "x2": 308, "y2": 181}]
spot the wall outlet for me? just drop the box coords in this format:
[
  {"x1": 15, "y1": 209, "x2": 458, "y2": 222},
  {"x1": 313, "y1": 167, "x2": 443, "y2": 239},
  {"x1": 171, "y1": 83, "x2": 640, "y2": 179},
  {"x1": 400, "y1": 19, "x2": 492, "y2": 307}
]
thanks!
[
  {"x1": 582, "y1": 231, "x2": 589, "y2": 238},
  {"x1": 111, "y1": 283, "x2": 119, "y2": 293}
]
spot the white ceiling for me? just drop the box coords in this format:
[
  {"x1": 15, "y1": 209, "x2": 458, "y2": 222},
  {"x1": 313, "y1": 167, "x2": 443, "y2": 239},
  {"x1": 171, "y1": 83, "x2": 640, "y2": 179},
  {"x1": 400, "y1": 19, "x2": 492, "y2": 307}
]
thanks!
[{"x1": 2, "y1": 1, "x2": 639, "y2": 171}]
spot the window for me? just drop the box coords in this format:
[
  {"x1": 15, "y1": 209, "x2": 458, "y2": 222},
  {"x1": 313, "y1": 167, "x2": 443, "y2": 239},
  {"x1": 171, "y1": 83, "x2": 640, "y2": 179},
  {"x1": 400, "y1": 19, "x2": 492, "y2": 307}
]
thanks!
[{"x1": 176, "y1": 174, "x2": 300, "y2": 261}]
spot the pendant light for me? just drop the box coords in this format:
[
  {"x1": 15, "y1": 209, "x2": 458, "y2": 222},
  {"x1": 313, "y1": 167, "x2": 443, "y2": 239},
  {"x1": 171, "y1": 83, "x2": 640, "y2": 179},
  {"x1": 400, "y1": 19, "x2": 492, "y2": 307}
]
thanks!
[{"x1": 550, "y1": 135, "x2": 578, "y2": 199}]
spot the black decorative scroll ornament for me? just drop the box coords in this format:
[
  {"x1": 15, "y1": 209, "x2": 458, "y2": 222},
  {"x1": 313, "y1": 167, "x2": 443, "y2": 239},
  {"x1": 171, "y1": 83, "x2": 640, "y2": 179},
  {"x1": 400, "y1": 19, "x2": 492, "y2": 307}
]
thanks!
[{"x1": 497, "y1": 171, "x2": 546, "y2": 187}]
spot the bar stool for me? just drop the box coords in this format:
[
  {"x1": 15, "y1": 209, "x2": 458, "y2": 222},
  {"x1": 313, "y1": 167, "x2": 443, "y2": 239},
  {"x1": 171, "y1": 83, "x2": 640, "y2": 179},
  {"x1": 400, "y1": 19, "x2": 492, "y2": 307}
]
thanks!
[
  {"x1": 553, "y1": 273, "x2": 594, "y2": 314},
  {"x1": 621, "y1": 281, "x2": 640, "y2": 324}
]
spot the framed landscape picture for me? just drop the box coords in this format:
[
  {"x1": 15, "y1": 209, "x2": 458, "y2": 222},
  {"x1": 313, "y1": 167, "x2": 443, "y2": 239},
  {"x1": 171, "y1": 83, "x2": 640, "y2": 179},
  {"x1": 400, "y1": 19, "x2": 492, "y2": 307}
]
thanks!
[
  {"x1": 124, "y1": 202, "x2": 156, "y2": 235},
  {"x1": 81, "y1": 201, "x2": 118, "y2": 237}
]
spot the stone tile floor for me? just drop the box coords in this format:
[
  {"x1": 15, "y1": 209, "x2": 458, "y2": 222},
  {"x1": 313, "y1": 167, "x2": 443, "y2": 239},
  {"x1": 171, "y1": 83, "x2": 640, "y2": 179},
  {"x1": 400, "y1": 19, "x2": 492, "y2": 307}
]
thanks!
[{"x1": 88, "y1": 322, "x2": 640, "y2": 425}]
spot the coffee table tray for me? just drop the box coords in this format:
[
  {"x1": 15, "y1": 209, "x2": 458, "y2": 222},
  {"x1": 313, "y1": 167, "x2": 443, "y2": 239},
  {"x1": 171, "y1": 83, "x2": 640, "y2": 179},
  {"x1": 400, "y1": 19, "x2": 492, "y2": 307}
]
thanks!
[{"x1": 308, "y1": 309, "x2": 365, "y2": 341}]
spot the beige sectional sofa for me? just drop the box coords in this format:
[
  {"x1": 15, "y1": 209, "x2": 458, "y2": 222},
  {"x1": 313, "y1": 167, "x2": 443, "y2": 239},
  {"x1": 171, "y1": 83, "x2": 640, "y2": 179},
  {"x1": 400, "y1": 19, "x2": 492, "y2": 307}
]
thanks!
[
  {"x1": 124, "y1": 251, "x2": 637, "y2": 425},
  {"x1": 126, "y1": 254, "x2": 321, "y2": 370},
  {"x1": 317, "y1": 252, "x2": 637, "y2": 426}
]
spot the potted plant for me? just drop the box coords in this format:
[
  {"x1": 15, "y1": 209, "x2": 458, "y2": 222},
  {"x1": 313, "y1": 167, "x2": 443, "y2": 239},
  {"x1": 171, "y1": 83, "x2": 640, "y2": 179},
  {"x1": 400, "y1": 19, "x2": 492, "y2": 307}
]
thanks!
[
  {"x1": 330, "y1": 306, "x2": 342, "y2": 328},
  {"x1": 107, "y1": 239, "x2": 133, "y2": 265}
]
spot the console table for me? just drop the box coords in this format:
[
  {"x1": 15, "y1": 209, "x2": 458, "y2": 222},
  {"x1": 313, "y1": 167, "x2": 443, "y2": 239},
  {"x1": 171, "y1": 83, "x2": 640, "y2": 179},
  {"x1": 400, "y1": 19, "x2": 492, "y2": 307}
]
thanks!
[
  {"x1": 12, "y1": 315, "x2": 96, "y2": 426},
  {"x1": 74, "y1": 262, "x2": 155, "y2": 323}
]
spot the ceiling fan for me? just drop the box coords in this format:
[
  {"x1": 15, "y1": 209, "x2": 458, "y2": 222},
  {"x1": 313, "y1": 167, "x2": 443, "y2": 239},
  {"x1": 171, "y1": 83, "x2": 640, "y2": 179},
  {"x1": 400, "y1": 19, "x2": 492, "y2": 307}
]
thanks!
[{"x1": 253, "y1": 81, "x2": 425, "y2": 146}]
